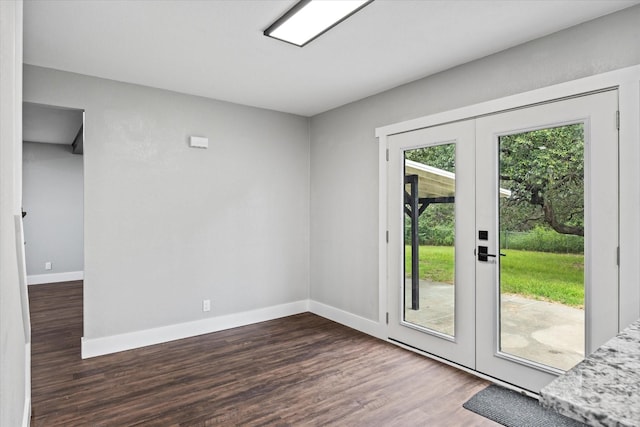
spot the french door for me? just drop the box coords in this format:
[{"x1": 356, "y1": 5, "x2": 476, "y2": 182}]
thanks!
[{"x1": 387, "y1": 90, "x2": 619, "y2": 393}]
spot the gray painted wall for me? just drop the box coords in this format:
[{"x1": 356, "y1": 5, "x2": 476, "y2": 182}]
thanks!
[
  {"x1": 23, "y1": 66, "x2": 310, "y2": 339},
  {"x1": 23, "y1": 141, "x2": 84, "y2": 276},
  {"x1": 19, "y1": 4, "x2": 640, "y2": 354},
  {"x1": 0, "y1": 1, "x2": 27, "y2": 425},
  {"x1": 309, "y1": 5, "x2": 640, "y2": 320}
]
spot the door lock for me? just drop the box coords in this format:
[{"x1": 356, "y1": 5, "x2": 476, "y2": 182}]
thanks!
[{"x1": 478, "y1": 245, "x2": 506, "y2": 262}]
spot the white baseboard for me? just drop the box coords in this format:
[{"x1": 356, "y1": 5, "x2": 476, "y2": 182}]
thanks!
[
  {"x1": 81, "y1": 299, "x2": 384, "y2": 359},
  {"x1": 27, "y1": 271, "x2": 83, "y2": 285},
  {"x1": 81, "y1": 300, "x2": 309, "y2": 359},
  {"x1": 309, "y1": 300, "x2": 385, "y2": 340},
  {"x1": 23, "y1": 342, "x2": 31, "y2": 427}
]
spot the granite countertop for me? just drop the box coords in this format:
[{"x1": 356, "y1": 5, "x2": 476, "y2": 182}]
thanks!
[{"x1": 539, "y1": 319, "x2": 640, "y2": 426}]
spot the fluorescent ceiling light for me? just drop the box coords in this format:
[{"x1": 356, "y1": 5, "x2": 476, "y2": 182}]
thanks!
[{"x1": 264, "y1": 0, "x2": 373, "y2": 47}]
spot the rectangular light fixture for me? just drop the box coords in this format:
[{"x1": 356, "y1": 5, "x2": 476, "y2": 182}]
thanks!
[{"x1": 264, "y1": 0, "x2": 373, "y2": 47}]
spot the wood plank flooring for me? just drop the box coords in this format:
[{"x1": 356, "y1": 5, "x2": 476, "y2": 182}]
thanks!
[{"x1": 29, "y1": 281, "x2": 498, "y2": 426}]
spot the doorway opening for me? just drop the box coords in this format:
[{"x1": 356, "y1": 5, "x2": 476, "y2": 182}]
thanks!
[{"x1": 22, "y1": 101, "x2": 85, "y2": 311}]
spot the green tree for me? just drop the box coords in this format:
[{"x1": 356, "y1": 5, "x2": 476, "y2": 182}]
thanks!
[
  {"x1": 405, "y1": 144, "x2": 454, "y2": 172},
  {"x1": 403, "y1": 125, "x2": 585, "y2": 241},
  {"x1": 499, "y1": 124, "x2": 584, "y2": 236}
]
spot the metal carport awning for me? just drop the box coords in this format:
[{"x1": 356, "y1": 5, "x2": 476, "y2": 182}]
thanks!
[{"x1": 405, "y1": 159, "x2": 512, "y2": 200}]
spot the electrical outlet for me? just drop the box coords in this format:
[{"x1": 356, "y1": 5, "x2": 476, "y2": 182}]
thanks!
[
  {"x1": 202, "y1": 299, "x2": 211, "y2": 312},
  {"x1": 45, "y1": 261, "x2": 52, "y2": 270}
]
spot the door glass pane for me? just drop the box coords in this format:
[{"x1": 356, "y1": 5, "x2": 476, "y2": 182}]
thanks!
[
  {"x1": 498, "y1": 124, "x2": 585, "y2": 371},
  {"x1": 403, "y1": 144, "x2": 455, "y2": 336}
]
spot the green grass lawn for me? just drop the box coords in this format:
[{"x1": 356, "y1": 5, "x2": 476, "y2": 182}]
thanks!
[{"x1": 405, "y1": 245, "x2": 584, "y2": 307}]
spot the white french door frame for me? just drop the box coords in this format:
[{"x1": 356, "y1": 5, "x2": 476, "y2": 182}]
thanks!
[{"x1": 376, "y1": 65, "x2": 640, "y2": 387}]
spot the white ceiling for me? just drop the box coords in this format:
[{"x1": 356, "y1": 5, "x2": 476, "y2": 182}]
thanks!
[{"x1": 23, "y1": 0, "x2": 640, "y2": 117}]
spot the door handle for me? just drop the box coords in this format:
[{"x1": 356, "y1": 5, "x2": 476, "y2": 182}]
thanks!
[{"x1": 478, "y1": 246, "x2": 506, "y2": 262}]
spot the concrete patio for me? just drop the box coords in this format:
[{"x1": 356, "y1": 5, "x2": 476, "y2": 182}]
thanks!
[{"x1": 404, "y1": 279, "x2": 584, "y2": 371}]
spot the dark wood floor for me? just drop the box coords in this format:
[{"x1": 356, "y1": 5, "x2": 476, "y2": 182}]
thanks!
[{"x1": 29, "y1": 281, "x2": 498, "y2": 426}]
